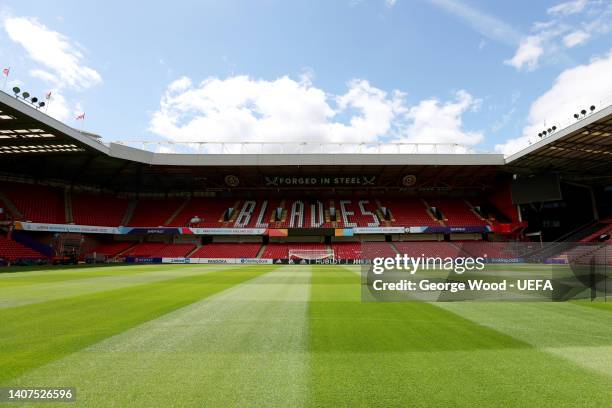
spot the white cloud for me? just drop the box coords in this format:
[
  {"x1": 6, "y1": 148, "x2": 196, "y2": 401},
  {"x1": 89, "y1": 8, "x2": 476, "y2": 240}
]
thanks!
[
  {"x1": 425, "y1": 0, "x2": 521, "y2": 46},
  {"x1": 150, "y1": 75, "x2": 482, "y2": 150},
  {"x1": 44, "y1": 91, "x2": 71, "y2": 122},
  {"x1": 548, "y1": 0, "x2": 588, "y2": 16},
  {"x1": 395, "y1": 90, "x2": 483, "y2": 145},
  {"x1": 496, "y1": 50, "x2": 612, "y2": 155},
  {"x1": 386, "y1": 0, "x2": 398, "y2": 7},
  {"x1": 504, "y1": 36, "x2": 544, "y2": 71},
  {"x1": 505, "y1": 1, "x2": 612, "y2": 71},
  {"x1": 29, "y1": 69, "x2": 58, "y2": 83},
  {"x1": 3, "y1": 17, "x2": 101, "y2": 89},
  {"x1": 563, "y1": 30, "x2": 591, "y2": 47}
]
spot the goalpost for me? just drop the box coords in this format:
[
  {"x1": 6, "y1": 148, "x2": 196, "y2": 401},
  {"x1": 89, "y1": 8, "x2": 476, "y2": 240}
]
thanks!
[{"x1": 288, "y1": 248, "x2": 335, "y2": 263}]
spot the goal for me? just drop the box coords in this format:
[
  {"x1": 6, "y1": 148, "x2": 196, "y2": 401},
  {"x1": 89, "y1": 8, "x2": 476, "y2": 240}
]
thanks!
[{"x1": 288, "y1": 248, "x2": 335, "y2": 262}]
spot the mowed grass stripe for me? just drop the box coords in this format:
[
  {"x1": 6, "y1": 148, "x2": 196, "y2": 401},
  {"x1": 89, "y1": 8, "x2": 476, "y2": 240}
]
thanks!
[
  {"x1": 436, "y1": 299, "x2": 612, "y2": 377},
  {"x1": 0, "y1": 264, "x2": 240, "y2": 309},
  {"x1": 0, "y1": 264, "x2": 183, "y2": 287},
  {"x1": 307, "y1": 266, "x2": 612, "y2": 407},
  {"x1": 5, "y1": 266, "x2": 311, "y2": 408},
  {"x1": 0, "y1": 265, "x2": 275, "y2": 383}
]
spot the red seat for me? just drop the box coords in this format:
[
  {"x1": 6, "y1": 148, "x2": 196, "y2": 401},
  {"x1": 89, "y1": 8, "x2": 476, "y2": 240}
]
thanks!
[
  {"x1": 0, "y1": 236, "x2": 46, "y2": 261},
  {"x1": 72, "y1": 194, "x2": 128, "y2": 226},
  {"x1": 2, "y1": 183, "x2": 64, "y2": 223},
  {"x1": 190, "y1": 243, "x2": 262, "y2": 258}
]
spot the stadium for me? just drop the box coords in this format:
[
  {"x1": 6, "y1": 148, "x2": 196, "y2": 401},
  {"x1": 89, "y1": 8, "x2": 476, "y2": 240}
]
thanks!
[{"x1": 1, "y1": 88, "x2": 611, "y2": 404}]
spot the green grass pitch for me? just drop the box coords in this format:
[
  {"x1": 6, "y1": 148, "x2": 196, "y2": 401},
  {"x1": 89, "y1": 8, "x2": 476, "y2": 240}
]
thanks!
[{"x1": 0, "y1": 264, "x2": 611, "y2": 407}]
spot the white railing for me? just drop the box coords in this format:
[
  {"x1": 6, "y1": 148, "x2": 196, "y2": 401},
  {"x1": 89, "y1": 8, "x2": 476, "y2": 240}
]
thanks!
[{"x1": 110, "y1": 141, "x2": 482, "y2": 155}]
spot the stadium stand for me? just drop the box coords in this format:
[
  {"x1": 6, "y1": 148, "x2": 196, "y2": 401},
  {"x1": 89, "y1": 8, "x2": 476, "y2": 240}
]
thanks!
[
  {"x1": 168, "y1": 198, "x2": 235, "y2": 227},
  {"x1": 381, "y1": 199, "x2": 438, "y2": 227},
  {"x1": 579, "y1": 222, "x2": 612, "y2": 242},
  {"x1": 2, "y1": 183, "x2": 65, "y2": 223},
  {"x1": 190, "y1": 243, "x2": 262, "y2": 258},
  {"x1": 91, "y1": 241, "x2": 136, "y2": 258},
  {"x1": 128, "y1": 199, "x2": 184, "y2": 227},
  {"x1": 394, "y1": 241, "x2": 465, "y2": 258},
  {"x1": 361, "y1": 242, "x2": 397, "y2": 258},
  {"x1": 331, "y1": 242, "x2": 362, "y2": 259},
  {"x1": 457, "y1": 241, "x2": 525, "y2": 260},
  {"x1": 428, "y1": 199, "x2": 488, "y2": 226},
  {"x1": 0, "y1": 235, "x2": 46, "y2": 262},
  {"x1": 123, "y1": 242, "x2": 196, "y2": 258},
  {"x1": 72, "y1": 193, "x2": 129, "y2": 226}
]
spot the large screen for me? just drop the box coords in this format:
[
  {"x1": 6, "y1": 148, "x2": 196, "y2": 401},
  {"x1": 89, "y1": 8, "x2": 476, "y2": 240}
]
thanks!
[{"x1": 511, "y1": 173, "x2": 562, "y2": 204}]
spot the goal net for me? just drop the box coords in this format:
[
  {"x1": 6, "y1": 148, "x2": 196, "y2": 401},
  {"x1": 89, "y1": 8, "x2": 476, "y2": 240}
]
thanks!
[{"x1": 288, "y1": 249, "x2": 334, "y2": 262}]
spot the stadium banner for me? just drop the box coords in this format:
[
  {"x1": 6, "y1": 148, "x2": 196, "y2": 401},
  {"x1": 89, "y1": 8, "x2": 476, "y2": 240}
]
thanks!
[
  {"x1": 334, "y1": 228, "x2": 354, "y2": 237},
  {"x1": 161, "y1": 257, "x2": 190, "y2": 264},
  {"x1": 189, "y1": 228, "x2": 267, "y2": 235},
  {"x1": 185, "y1": 258, "x2": 273, "y2": 264},
  {"x1": 264, "y1": 175, "x2": 377, "y2": 187},
  {"x1": 125, "y1": 257, "x2": 162, "y2": 264},
  {"x1": 119, "y1": 227, "x2": 182, "y2": 235},
  {"x1": 14, "y1": 221, "x2": 119, "y2": 234},
  {"x1": 267, "y1": 229, "x2": 288, "y2": 237},
  {"x1": 353, "y1": 227, "x2": 405, "y2": 234},
  {"x1": 407, "y1": 226, "x2": 492, "y2": 234},
  {"x1": 273, "y1": 258, "x2": 371, "y2": 265}
]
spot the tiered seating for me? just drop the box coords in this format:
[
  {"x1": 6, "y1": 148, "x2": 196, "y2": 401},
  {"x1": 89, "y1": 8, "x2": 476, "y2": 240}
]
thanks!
[
  {"x1": 123, "y1": 242, "x2": 195, "y2": 258},
  {"x1": 332, "y1": 242, "x2": 362, "y2": 259},
  {"x1": 154, "y1": 244, "x2": 196, "y2": 257},
  {"x1": 3, "y1": 183, "x2": 65, "y2": 223},
  {"x1": 91, "y1": 241, "x2": 135, "y2": 257},
  {"x1": 0, "y1": 235, "x2": 46, "y2": 261},
  {"x1": 168, "y1": 198, "x2": 235, "y2": 227},
  {"x1": 232, "y1": 200, "x2": 279, "y2": 228},
  {"x1": 190, "y1": 243, "x2": 262, "y2": 258},
  {"x1": 273, "y1": 200, "x2": 332, "y2": 228},
  {"x1": 123, "y1": 242, "x2": 166, "y2": 257},
  {"x1": 458, "y1": 241, "x2": 525, "y2": 260},
  {"x1": 428, "y1": 199, "x2": 487, "y2": 226},
  {"x1": 361, "y1": 242, "x2": 397, "y2": 258},
  {"x1": 335, "y1": 199, "x2": 380, "y2": 227},
  {"x1": 72, "y1": 194, "x2": 128, "y2": 226},
  {"x1": 382, "y1": 199, "x2": 437, "y2": 227},
  {"x1": 261, "y1": 243, "x2": 327, "y2": 259},
  {"x1": 579, "y1": 223, "x2": 612, "y2": 242},
  {"x1": 394, "y1": 241, "x2": 464, "y2": 258},
  {"x1": 128, "y1": 199, "x2": 183, "y2": 227}
]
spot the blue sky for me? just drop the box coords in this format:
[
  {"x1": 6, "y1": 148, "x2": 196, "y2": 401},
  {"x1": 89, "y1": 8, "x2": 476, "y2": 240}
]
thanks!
[{"x1": 0, "y1": 0, "x2": 611, "y2": 155}]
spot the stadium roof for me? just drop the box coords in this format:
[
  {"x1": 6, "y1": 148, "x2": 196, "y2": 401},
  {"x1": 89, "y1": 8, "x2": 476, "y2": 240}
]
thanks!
[
  {"x1": 0, "y1": 90, "x2": 611, "y2": 192},
  {"x1": 505, "y1": 103, "x2": 612, "y2": 178}
]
